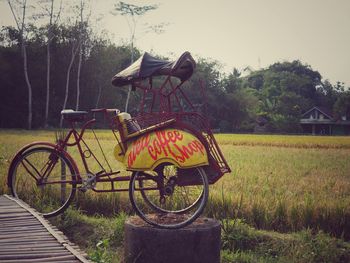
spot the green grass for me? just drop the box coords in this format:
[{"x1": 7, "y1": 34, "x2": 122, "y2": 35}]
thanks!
[
  {"x1": 208, "y1": 143, "x2": 350, "y2": 238},
  {"x1": 1, "y1": 129, "x2": 350, "y2": 262},
  {"x1": 215, "y1": 133, "x2": 350, "y2": 149},
  {"x1": 50, "y1": 210, "x2": 350, "y2": 263},
  {"x1": 50, "y1": 208, "x2": 126, "y2": 262},
  {"x1": 1, "y1": 129, "x2": 350, "y2": 237},
  {"x1": 220, "y1": 219, "x2": 350, "y2": 263}
]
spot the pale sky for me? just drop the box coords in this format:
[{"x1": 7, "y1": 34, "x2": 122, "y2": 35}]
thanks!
[{"x1": 1, "y1": 0, "x2": 350, "y2": 86}]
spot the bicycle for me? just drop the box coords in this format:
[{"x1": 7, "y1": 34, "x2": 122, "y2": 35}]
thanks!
[{"x1": 7, "y1": 52, "x2": 231, "y2": 229}]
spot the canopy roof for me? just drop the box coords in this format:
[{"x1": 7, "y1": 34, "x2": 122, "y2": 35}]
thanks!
[{"x1": 111, "y1": 52, "x2": 196, "y2": 87}]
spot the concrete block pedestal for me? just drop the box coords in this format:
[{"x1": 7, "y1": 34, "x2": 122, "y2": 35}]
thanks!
[{"x1": 124, "y1": 216, "x2": 221, "y2": 263}]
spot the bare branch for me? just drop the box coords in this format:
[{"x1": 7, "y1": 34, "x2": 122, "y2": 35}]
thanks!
[
  {"x1": 21, "y1": 0, "x2": 27, "y2": 38},
  {"x1": 49, "y1": 0, "x2": 54, "y2": 24},
  {"x1": 113, "y1": 1, "x2": 158, "y2": 16},
  {"x1": 143, "y1": 22, "x2": 169, "y2": 35},
  {"x1": 7, "y1": 0, "x2": 21, "y2": 30},
  {"x1": 53, "y1": 0, "x2": 62, "y2": 25}
]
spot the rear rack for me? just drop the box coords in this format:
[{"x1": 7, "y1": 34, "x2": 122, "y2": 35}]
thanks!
[{"x1": 175, "y1": 112, "x2": 231, "y2": 183}]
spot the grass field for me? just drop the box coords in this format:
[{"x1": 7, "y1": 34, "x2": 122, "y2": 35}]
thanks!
[
  {"x1": 1, "y1": 130, "x2": 349, "y2": 235},
  {"x1": 210, "y1": 138, "x2": 350, "y2": 239},
  {"x1": 1, "y1": 129, "x2": 350, "y2": 262}
]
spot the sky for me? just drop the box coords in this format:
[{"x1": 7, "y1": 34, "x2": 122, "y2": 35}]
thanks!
[{"x1": 1, "y1": 0, "x2": 350, "y2": 86}]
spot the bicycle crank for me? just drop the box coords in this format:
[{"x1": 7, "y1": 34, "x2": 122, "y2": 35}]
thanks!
[{"x1": 79, "y1": 173, "x2": 97, "y2": 192}]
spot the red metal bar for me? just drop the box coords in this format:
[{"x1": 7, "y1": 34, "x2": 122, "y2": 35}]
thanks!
[
  {"x1": 62, "y1": 119, "x2": 96, "y2": 147},
  {"x1": 40, "y1": 179, "x2": 75, "y2": 185},
  {"x1": 20, "y1": 158, "x2": 40, "y2": 182},
  {"x1": 96, "y1": 176, "x2": 131, "y2": 183},
  {"x1": 91, "y1": 186, "x2": 159, "y2": 193}
]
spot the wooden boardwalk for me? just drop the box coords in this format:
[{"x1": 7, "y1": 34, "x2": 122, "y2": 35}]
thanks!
[{"x1": 0, "y1": 195, "x2": 91, "y2": 263}]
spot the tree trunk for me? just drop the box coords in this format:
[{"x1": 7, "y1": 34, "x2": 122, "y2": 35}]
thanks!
[
  {"x1": 75, "y1": 46, "x2": 82, "y2": 111},
  {"x1": 8, "y1": 0, "x2": 33, "y2": 129},
  {"x1": 75, "y1": 0, "x2": 84, "y2": 111},
  {"x1": 44, "y1": 0, "x2": 55, "y2": 128},
  {"x1": 95, "y1": 85, "x2": 102, "y2": 109},
  {"x1": 60, "y1": 43, "x2": 79, "y2": 127},
  {"x1": 22, "y1": 41, "x2": 32, "y2": 130},
  {"x1": 45, "y1": 39, "x2": 51, "y2": 127},
  {"x1": 124, "y1": 39, "x2": 134, "y2": 113}
]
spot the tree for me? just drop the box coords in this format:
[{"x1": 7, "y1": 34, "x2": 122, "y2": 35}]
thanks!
[
  {"x1": 1, "y1": 11, "x2": 349, "y2": 133},
  {"x1": 112, "y1": 1, "x2": 164, "y2": 112},
  {"x1": 7, "y1": 0, "x2": 34, "y2": 129},
  {"x1": 39, "y1": 0, "x2": 62, "y2": 127},
  {"x1": 59, "y1": 24, "x2": 81, "y2": 127},
  {"x1": 82, "y1": 41, "x2": 131, "y2": 111},
  {"x1": 223, "y1": 68, "x2": 242, "y2": 93},
  {"x1": 314, "y1": 80, "x2": 338, "y2": 110},
  {"x1": 333, "y1": 91, "x2": 350, "y2": 120},
  {"x1": 74, "y1": 0, "x2": 91, "y2": 111}
]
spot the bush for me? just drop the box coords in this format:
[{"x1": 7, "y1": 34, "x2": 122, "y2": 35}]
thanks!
[
  {"x1": 219, "y1": 120, "x2": 232, "y2": 133},
  {"x1": 268, "y1": 114, "x2": 302, "y2": 133},
  {"x1": 221, "y1": 219, "x2": 350, "y2": 263}
]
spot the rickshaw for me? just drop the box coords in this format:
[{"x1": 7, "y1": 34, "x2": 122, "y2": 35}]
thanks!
[{"x1": 7, "y1": 52, "x2": 231, "y2": 229}]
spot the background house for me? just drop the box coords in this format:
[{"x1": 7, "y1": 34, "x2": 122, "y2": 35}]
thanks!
[{"x1": 300, "y1": 106, "x2": 350, "y2": 135}]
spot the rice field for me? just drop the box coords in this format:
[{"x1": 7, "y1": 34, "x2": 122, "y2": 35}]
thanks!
[{"x1": 0, "y1": 129, "x2": 349, "y2": 239}]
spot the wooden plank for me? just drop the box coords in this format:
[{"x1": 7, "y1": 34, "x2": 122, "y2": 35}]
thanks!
[
  {"x1": 0, "y1": 226, "x2": 46, "y2": 232},
  {"x1": 0, "y1": 214, "x2": 34, "y2": 219},
  {"x1": 0, "y1": 251, "x2": 73, "y2": 260},
  {"x1": 0, "y1": 215, "x2": 33, "y2": 219},
  {"x1": 0, "y1": 200, "x2": 17, "y2": 203},
  {"x1": 0, "y1": 215, "x2": 32, "y2": 220},
  {"x1": 0, "y1": 225, "x2": 46, "y2": 230},
  {"x1": 0, "y1": 237, "x2": 57, "y2": 244},
  {"x1": 0, "y1": 255, "x2": 78, "y2": 263},
  {"x1": 0, "y1": 235, "x2": 56, "y2": 241},
  {"x1": 0, "y1": 223, "x2": 43, "y2": 227},
  {"x1": 1, "y1": 259, "x2": 80, "y2": 263},
  {"x1": 0, "y1": 209, "x2": 28, "y2": 214},
  {"x1": 0, "y1": 208, "x2": 23, "y2": 211},
  {"x1": 0, "y1": 242, "x2": 62, "y2": 249},
  {"x1": 0, "y1": 205, "x2": 26, "y2": 209},
  {"x1": 0, "y1": 215, "x2": 34, "y2": 221},
  {"x1": 0, "y1": 250, "x2": 67, "y2": 255},
  {"x1": 0, "y1": 230, "x2": 47, "y2": 235},
  {"x1": 0, "y1": 216, "x2": 40, "y2": 221},
  {"x1": 0, "y1": 233, "x2": 51, "y2": 239},
  {"x1": 0, "y1": 247, "x2": 66, "y2": 253},
  {"x1": 0, "y1": 221, "x2": 42, "y2": 227},
  {"x1": 1, "y1": 195, "x2": 92, "y2": 263}
]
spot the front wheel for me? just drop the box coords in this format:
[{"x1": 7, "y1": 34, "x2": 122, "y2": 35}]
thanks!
[
  {"x1": 8, "y1": 146, "x2": 77, "y2": 217},
  {"x1": 129, "y1": 165, "x2": 209, "y2": 229}
]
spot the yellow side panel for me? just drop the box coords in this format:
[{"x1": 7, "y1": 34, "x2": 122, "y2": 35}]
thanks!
[{"x1": 121, "y1": 128, "x2": 208, "y2": 171}]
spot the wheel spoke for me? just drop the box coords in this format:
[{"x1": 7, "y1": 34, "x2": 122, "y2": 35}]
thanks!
[
  {"x1": 20, "y1": 157, "x2": 42, "y2": 181},
  {"x1": 42, "y1": 158, "x2": 58, "y2": 180},
  {"x1": 9, "y1": 147, "x2": 76, "y2": 218},
  {"x1": 129, "y1": 165, "x2": 209, "y2": 229}
]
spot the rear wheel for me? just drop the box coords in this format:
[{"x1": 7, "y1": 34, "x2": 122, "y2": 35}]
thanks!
[
  {"x1": 129, "y1": 164, "x2": 208, "y2": 229},
  {"x1": 9, "y1": 147, "x2": 77, "y2": 217}
]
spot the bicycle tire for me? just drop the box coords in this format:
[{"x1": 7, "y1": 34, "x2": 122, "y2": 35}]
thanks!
[
  {"x1": 129, "y1": 165, "x2": 209, "y2": 229},
  {"x1": 9, "y1": 146, "x2": 77, "y2": 218},
  {"x1": 140, "y1": 165, "x2": 204, "y2": 214}
]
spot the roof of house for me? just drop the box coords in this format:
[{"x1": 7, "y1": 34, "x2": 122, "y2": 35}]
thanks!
[
  {"x1": 301, "y1": 106, "x2": 333, "y2": 120},
  {"x1": 300, "y1": 106, "x2": 350, "y2": 125}
]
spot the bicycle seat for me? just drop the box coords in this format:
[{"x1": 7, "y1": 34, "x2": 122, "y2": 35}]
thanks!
[{"x1": 61, "y1": 109, "x2": 88, "y2": 122}]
